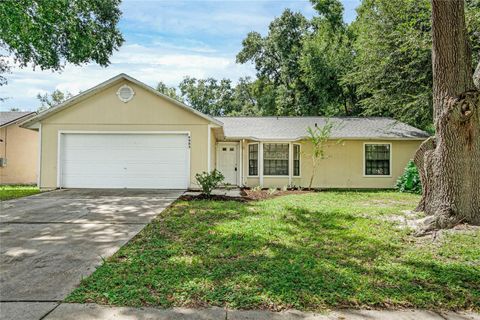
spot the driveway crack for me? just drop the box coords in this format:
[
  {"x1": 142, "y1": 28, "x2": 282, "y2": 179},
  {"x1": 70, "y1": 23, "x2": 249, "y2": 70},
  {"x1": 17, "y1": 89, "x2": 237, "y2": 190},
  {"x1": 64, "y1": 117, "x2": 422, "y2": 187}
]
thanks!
[{"x1": 39, "y1": 302, "x2": 61, "y2": 320}]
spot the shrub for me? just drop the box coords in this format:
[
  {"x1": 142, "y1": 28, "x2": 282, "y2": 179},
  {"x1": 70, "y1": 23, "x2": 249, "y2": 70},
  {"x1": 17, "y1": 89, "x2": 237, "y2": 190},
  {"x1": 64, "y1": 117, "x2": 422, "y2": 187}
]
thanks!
[
  {"x1": 396, "y1": 160, "x2": 422, "y2": 194},
  {"x1": 195, "y1": 170, "x2": 225, "y2": 196}
]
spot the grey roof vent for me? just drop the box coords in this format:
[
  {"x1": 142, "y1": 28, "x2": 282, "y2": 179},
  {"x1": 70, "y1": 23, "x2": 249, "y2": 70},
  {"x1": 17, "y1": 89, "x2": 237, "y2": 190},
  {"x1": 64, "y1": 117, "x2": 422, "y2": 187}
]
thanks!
[{"x1": 116, "y1": 84, "x2": 135, "y2": 103}]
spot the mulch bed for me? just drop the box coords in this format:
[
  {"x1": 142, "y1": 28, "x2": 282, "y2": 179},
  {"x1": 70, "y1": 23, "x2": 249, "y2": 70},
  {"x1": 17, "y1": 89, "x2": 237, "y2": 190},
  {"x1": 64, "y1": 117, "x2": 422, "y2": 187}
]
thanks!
[
  {"x1": 242, "y1": 189, "x2": 312, "y2": 201},
  {"x1": 179, "y1": 194, "x2": 246, "y2": 202},
  {"x1": 179, "y1": 189, "x2": 313, "y2": 202}
]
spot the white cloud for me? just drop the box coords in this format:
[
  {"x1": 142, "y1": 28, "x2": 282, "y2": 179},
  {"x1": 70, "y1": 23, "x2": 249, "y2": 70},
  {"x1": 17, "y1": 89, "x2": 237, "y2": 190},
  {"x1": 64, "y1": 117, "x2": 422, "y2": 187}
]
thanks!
[
  {"x1": 0, "y1": 41, "x2": 255, "y2": 111},
  {"x1": 0, "y1": 0, "x2": 357, "y2": 111},
  {"x1": 26, "y1": 88, "x2": 48, "y2": 98}
]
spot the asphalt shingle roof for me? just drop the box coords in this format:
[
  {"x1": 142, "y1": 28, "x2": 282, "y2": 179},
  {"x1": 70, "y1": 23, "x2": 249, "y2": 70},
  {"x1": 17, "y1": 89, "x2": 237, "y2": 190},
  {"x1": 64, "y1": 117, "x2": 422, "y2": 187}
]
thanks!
[
  {"x1": 215, "y1": 117, "x2": 430, "y2": 140},
  {"x1": 0, "y1": 112, "x2": 36, "y2": 127}
]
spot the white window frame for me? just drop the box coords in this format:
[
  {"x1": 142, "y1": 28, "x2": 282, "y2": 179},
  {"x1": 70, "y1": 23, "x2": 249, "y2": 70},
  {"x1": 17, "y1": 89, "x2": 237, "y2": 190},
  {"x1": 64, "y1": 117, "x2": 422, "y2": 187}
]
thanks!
[
  {"x1": 263, "y1": 142, "x2": 290, "y2": 177},
  {"x1": 293, "y1": 143, "x2": 301, "y2": 177},
  {"x1": 247, "y1": 142, "x2": 259, "y2": 177},
  {"x1": 363, "y1": 142, "x2": 392, "y2": 178}
]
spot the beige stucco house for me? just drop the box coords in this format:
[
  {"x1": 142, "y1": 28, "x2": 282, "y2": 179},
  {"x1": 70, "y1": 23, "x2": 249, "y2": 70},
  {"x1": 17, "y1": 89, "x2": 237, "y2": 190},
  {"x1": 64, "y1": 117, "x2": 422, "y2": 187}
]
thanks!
[
  {"x1": 21, "y1": 74, "x2": 429, "y2": 190},
  {"x1": 1, "y1": 111, "x2": 38, "y2": 184}
]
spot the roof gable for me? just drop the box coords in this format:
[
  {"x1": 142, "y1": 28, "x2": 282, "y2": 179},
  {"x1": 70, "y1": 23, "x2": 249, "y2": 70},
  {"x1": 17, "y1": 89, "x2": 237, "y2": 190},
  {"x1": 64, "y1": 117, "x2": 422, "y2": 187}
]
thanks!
[{"x1": 21, "y1": 74, "x2": 222, "y2": 128}]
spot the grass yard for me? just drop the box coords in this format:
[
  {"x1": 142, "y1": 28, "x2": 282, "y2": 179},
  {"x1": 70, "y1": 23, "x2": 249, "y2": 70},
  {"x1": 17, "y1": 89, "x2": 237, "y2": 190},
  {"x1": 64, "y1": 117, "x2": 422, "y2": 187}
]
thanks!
[
  {"x1": 0, "y1": 185, "x2": 40, "y2": 201},
  {"x1": 67, "y1": 191, "x2": 480, "y2": 311}
]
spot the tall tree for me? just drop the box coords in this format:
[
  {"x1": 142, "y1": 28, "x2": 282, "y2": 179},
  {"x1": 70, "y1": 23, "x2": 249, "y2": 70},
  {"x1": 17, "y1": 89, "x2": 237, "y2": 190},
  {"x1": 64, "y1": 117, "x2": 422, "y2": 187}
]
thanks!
[
  {"x1": 37, "y1": 89, "x2": 72, "y2": 111},
  {"x1": 310, "y1": 0, "x2": 344, "y2": 30},
  {"x1": 300, "y1": 18, "x2": 357, "y2": 115},
  {"x1": 237, "y1": 3, "x2": 357, "y2": 117},
  {"x1": 229, "y1": 77, "x2": 262, "y2": 116},
  {"x1": 178, "y1": 77, "x2": 238, "y2": 116},
  {"x1": 347, "y1": 0, "x2": 434, "y2": 130},
  {"x1": 414, "y1": 0, "x2": 480, "y2": 231},
  {"x1": 236, "y1": 9, "x2": 314, "y2": 115},
  {"x1": 156, "y1": 81, "x2": 182, "y2": 101},
  {"x1": 0, "y1": 0, "x2": 124, "y2": 84},
  {"x1": 347, "y1": 0, "x2": 479, "y2": 131}
]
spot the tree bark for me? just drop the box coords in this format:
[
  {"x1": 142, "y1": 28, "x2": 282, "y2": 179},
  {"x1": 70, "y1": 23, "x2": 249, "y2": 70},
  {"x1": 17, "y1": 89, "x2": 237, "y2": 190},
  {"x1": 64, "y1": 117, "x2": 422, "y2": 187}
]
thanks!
[
  {"x1": 413, "y1": 137, "x2": 436, "y2": 212},
  {"x1": 414, "y1": 0, "x2": 480, "y2": 232},
  {"x1": 474, "y1": 62, "x2": 480, "y2": 90}
]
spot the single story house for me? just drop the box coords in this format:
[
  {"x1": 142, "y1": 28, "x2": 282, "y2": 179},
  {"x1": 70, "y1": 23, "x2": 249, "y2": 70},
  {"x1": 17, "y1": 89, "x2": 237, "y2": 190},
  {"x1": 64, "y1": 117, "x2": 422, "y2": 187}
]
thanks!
[
  {"x1": 1, "y1": 111, "x2": 38, "y2": 184},
  {"x1": 21, "y1": 74, "x2": 429, "y2": 190}
]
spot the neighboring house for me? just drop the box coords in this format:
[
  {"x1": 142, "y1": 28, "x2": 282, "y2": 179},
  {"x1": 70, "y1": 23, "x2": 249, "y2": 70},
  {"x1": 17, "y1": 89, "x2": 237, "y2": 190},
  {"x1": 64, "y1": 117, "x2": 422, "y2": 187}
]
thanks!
[
  {"x1": 1, "y1": 111, "x2": 38, "y2": 184},
  {"x1": 21, "y1": 74, "x2": 429, "y2": 190}
]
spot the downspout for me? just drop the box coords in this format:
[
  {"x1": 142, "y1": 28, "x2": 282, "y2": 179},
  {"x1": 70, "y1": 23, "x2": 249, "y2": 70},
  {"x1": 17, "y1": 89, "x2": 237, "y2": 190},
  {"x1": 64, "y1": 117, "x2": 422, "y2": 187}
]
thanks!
[{"x1": 37, "y1": 123, "x2": 42, "y2": 187}]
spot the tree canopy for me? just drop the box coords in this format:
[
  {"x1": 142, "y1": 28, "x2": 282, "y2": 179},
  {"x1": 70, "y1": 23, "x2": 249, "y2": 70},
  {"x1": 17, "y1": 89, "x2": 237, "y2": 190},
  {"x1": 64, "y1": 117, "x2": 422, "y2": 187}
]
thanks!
[
  {"x1": 0, "y1": 0, "x2": 124, "y2": 85},
  {"x1": 159, "y1": 0, "x2": 479, "y2": 132},
  {"x1": 37, "y1": 89, "x2": 73, "y2": 111}
]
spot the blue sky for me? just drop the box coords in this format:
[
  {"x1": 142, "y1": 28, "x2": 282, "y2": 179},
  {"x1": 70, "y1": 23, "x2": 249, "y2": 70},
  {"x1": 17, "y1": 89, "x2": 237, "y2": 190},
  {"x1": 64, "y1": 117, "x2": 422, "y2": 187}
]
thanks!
[{"x1": 0, "y1": 0, "x2": 360, "y2": 111}]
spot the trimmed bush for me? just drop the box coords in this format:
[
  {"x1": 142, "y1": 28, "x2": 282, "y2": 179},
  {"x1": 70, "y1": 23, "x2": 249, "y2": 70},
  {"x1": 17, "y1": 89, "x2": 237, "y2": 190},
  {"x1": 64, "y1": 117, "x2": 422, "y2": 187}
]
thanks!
[
  {"x1": 195, "y1": 170, "x2": 225, "y2": 196},
  {"x1": 396, "y1": 160, "x2": 422, "y2": 194}
]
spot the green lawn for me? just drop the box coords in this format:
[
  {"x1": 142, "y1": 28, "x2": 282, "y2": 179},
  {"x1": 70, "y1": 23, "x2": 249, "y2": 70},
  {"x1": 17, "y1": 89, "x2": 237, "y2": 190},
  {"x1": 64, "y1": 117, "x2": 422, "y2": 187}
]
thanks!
[
  {"x1": 0, "y1": 185, "x2": 41, "y2": 201},
  {"x1": 67, "y1": 191, "x2": 480, "y2": 311}
]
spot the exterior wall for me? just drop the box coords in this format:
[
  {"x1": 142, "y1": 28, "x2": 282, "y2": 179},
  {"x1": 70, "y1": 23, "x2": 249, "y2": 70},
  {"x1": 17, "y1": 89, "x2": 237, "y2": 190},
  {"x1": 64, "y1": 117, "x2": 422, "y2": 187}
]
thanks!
[
  {"x1": 39, "y1": 79, "x2": 211, "y2": 189},
  {"x1": 241, "y1": 139, "x2": 422, "y2": 189},
  {"x1": 0, "y1": 123, "x2": 38, "y2": 184},
  {"x1": 210, "y1": 127, "x2": 217, "y2": 172}
]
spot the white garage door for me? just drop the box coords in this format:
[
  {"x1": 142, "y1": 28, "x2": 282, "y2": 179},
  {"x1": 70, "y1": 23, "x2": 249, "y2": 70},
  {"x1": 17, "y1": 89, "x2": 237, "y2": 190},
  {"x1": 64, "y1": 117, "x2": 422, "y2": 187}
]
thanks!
[{"x1": 60, "y1": 133, "x2": 189, "y2": 189}]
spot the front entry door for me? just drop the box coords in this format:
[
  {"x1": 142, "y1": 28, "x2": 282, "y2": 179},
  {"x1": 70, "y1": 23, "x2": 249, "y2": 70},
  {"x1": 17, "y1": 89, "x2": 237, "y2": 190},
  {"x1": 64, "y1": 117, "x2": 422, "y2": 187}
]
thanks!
[{"x1": 217, "y1": 144, "x2": 238, "y2": 185}]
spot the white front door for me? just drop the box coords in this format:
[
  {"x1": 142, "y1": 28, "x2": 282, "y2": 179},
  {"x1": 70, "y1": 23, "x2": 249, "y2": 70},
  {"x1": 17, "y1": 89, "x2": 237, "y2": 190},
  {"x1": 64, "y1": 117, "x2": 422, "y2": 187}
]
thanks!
[{"x1": 216, "y1": 143, "x2": 238, "y2": 185}]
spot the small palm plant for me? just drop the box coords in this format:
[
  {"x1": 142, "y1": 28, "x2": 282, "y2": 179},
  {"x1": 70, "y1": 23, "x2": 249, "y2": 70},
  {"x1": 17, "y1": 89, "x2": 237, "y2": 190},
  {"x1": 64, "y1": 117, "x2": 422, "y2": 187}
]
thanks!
[{"x1": 305, "y1": 120, "x2": 335, "y2": 189}]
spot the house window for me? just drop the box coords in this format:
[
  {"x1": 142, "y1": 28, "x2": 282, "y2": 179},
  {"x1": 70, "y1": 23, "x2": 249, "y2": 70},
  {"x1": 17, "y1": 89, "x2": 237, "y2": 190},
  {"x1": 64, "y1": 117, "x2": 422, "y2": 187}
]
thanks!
[
  {"x1": 293, "y1": 144, "x2": 300, "y2": 176},
  {"x1": 264, "y1": 143, "x2": 289, "y2": 176},
  {"x1": 365, "y1": 144, "x2": 391, "y2": 176},
  {"x1": 248, "y1": 144, "x2": 258, "y2": 176}
]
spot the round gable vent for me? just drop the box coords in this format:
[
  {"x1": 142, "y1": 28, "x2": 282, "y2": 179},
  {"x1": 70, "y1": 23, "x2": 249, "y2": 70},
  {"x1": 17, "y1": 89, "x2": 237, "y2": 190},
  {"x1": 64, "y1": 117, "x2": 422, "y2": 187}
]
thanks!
[{"x1": 116, "y1": 85, "x2": 135, "y2": 103}]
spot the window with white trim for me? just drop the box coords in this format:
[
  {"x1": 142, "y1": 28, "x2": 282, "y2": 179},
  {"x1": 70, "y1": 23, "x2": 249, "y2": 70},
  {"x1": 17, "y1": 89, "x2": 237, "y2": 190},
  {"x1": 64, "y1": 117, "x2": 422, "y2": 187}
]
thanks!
[
  {"x1": 264, "y1": 143, "x2": 289, "y2": 176},
  {"x1": 248, "y1": 144, "x2": 258, "y2": 176},
  {"x1": 293, "y1": 144, "x2": 300, "y2": 176},
  {"x1": 364, "y1": 144, "x2": 391, "y2": 176}
]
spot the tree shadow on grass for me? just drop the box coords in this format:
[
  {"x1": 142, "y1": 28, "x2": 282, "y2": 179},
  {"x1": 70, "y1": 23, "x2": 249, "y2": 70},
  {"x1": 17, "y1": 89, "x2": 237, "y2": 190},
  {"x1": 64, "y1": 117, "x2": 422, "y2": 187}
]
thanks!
[{"x1": 67, "y1": 198, "x2": 480, "y2": 311}]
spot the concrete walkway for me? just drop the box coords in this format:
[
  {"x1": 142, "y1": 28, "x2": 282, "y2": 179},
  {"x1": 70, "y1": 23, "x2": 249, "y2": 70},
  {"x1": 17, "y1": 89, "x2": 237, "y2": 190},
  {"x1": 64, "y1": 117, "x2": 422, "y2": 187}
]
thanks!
[
  {"x1": 0, "y1": 189, "x2": 183, "y2": 320},
  {"x1": 28, "y1": 303, "x2": 480, "y2": 320}
]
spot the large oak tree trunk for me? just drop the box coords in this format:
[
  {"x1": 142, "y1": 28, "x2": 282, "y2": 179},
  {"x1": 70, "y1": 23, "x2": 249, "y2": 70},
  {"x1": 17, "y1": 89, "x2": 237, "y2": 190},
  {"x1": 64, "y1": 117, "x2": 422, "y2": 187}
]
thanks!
[{"x1": 414, "y1": 0, "x2": 480, "y2": 231}]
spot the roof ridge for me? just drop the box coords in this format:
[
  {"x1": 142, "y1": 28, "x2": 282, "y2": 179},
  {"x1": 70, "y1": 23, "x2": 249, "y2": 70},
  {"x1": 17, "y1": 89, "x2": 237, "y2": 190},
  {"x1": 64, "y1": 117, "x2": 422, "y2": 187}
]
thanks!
[{"x1": 215, "y1": 116, "x2": 395, "y2": 119}]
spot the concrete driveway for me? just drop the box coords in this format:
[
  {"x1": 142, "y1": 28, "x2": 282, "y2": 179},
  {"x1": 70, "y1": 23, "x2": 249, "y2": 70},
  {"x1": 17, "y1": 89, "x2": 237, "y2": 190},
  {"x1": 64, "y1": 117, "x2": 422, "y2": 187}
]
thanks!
[{"x1": 0, "y1": 189, "x2": 183, "y2": 320}]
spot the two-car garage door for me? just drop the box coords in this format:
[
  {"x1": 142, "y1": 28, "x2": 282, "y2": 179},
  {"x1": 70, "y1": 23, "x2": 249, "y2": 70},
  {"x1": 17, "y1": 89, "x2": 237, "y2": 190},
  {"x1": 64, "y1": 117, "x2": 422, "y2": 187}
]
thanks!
[{"x1": 60, "y1": 133, "x2": 189, "y2": 189}]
